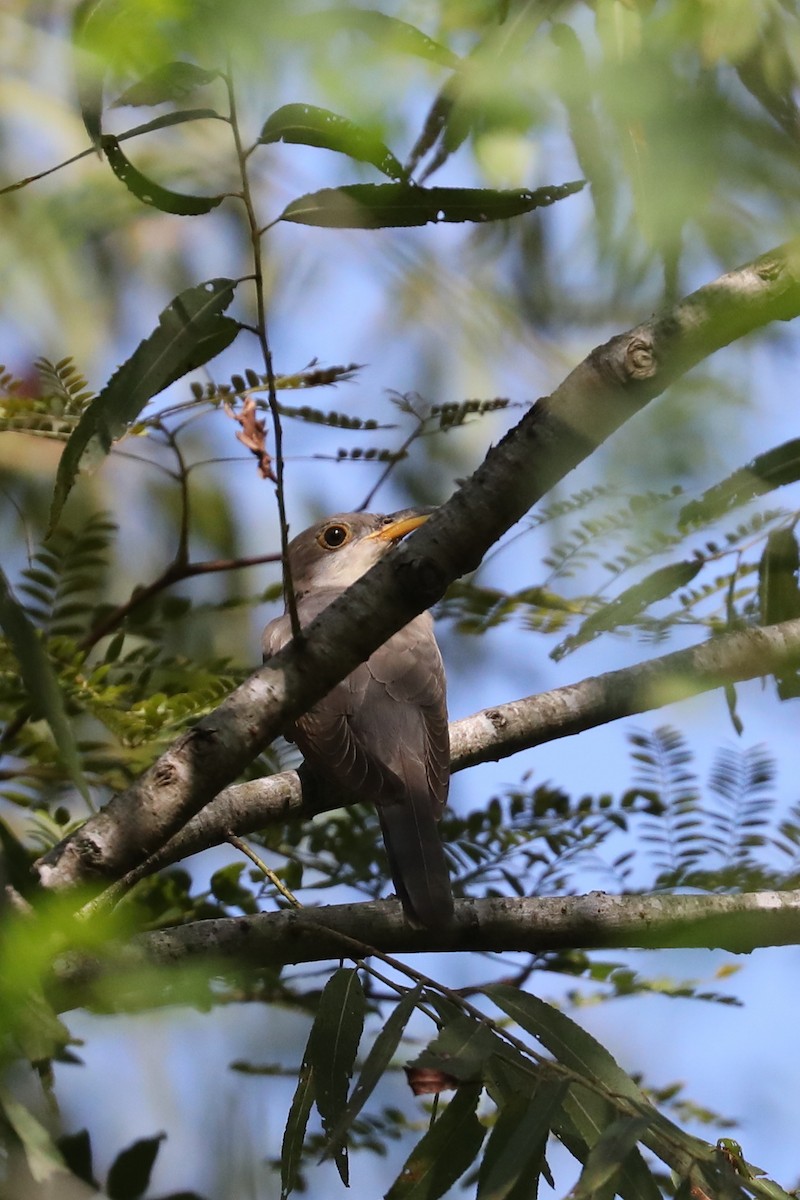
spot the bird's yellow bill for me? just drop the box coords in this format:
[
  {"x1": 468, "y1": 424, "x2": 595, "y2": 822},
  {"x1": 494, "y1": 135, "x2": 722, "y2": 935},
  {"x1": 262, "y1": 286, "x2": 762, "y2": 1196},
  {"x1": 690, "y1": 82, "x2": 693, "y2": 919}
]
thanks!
[{"x1": 370, "y1": 513, "x2": 430, "y2": 541}]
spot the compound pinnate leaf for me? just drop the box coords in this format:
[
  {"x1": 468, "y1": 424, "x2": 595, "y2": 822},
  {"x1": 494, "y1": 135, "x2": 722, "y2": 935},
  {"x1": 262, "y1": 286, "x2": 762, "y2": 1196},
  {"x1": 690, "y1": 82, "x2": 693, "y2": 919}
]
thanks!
[{"x1": 0, "y1": 568, "x2": 89, "y2": 802}]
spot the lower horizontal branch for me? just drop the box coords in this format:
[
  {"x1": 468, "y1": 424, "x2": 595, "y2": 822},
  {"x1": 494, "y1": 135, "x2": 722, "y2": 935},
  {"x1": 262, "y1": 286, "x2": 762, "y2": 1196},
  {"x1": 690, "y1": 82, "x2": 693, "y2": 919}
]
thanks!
[
  {"x1": 57, "y1": 889, "x2": 800, "y2": 1005},
  {"x1": 114, "y1": 616, "x2": 800, "y2": 884}
]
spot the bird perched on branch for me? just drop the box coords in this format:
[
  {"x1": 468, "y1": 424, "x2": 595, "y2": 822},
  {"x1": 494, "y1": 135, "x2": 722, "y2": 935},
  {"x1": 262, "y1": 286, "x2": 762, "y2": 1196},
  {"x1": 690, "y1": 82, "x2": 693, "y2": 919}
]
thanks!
[{"x1": 262, "y1": 508, "x2": 453, "y2": 929}]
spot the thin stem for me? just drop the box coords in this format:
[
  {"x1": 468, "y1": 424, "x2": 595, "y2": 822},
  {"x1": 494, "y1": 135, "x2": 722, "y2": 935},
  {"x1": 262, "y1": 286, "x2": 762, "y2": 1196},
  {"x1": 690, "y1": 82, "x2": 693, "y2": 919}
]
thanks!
[
  {"x1": 79, "y1": 550, "x2": 281, "y2": 652},
  {"x1": 224, "y1": 65, "x2": 301, "y2": 640},
  {"x1": 226, "y1": 832, "x2": 302, "y2": 909}
]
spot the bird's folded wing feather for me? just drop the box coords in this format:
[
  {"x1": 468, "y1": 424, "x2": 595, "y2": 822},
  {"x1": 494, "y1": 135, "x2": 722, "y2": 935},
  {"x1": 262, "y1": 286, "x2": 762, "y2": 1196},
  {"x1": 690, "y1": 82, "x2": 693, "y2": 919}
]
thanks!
[{"x1": 262, "y1": 593, "x2": 452, "y2": 926}]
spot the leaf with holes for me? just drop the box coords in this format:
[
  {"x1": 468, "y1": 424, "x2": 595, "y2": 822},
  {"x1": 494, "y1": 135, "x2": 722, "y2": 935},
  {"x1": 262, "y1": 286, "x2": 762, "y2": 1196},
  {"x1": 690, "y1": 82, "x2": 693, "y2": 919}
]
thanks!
[
  {"x1": 102, "y1": 135, "x2": 225, "y2": 214},
  {"x1": 279, "y1": 181, "x2": 584, "y2": 228}
]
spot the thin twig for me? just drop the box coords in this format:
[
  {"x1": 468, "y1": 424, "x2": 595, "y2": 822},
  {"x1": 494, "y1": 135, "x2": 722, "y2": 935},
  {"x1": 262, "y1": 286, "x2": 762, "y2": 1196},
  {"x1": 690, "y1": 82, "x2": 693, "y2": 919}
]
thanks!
[{"x1": 224, "y1": 66, "x2": 301, "y2": 640}]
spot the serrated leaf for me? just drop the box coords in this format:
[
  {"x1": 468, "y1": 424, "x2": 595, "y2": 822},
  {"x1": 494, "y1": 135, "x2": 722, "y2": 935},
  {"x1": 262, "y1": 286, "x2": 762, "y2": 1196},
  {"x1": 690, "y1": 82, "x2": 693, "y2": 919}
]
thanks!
[
  {"x1": 0, "y1": 1086, "x2": 66, "y2": 1183},
  {"x1": 477, "y1": 1081, "x2": 569, "y2": 1200},
  {"x1": 386, "y1": 1084, "x2": 486, "y2": 1199},
  {"x1": 307, "y1": 968, "x2": 365, "y2": 1186},
  {"x1": 49, "y1": 278, "x2": 239, "y2": 530},
  {"x1": 259, "y1": 103, "x2": 406, "y2": 180},
  {"x1": 279, "y1": 181, "x2": 584, "y2": 228},
  {"x1": 106, "y1": 1133, "x2": 165, "y2": 1200},
  {"x1": 101, "y1": 134, "x2": 225, "y2": 214},
  {"x1": 113, "y1": 62, "x2": 219, "y2": 107},
  {"x1": 281, "y1": 1056, "x2": 315, "y2": 1200},
  {"x1": 572, "y1": 1116, "x2": 652, "y2": 1198},
  {"x1": 322, "y1": 984, "x2": 423, "y2": 1162},
  {"x1": 485, "y1": 986, "x2": 680, "y2": 1200},
  {"x1": 412, "y1": 1014, "x2": 514, "y2": 1083},
  {"x1": 0, "y1": 567, "x2": 89, "y2": 802}
]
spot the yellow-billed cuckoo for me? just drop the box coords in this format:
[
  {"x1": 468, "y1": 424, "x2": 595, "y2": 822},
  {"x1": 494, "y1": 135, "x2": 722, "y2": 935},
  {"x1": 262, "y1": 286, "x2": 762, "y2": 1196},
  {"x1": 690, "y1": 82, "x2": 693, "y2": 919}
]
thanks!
[{"x1": 262, "y1": 508, "x2": 453, "y2": 929}]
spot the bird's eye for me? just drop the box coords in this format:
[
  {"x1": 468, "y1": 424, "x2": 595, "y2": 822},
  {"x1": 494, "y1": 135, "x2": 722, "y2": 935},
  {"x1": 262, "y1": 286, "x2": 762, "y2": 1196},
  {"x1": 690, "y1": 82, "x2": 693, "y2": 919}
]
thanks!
[{"x1": 318, "y1": 523, "x2": 350, "y2": 550}]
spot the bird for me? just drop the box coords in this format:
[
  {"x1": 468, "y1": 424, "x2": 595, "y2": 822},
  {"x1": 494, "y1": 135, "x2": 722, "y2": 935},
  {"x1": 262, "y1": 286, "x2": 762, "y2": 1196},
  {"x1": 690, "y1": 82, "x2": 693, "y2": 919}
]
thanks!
[{"x1": 261, "y1": 508, "x2": 453, "y2": 929}]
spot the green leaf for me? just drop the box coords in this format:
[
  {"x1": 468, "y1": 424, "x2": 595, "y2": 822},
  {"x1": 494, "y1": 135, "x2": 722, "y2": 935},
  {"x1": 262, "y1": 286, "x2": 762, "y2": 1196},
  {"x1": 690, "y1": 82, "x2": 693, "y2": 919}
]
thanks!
[
  {"x1": 49, "y1": 278, "x2": 239, "y2": 531},
  {"x1": 553, "y1": 558, "x2": 704, "y2": 659},
  {"x1": 0, "y1": 567, "x2": 90, "y2": 802},
  {"x1": 321, "y1": 983, "x2": 423, "y2": 1161},
  {"x1": 679, "y1": 437, "x2": 800, "y2": 528},
  {"x1": 386, "y1": 1084, "x2": 486, "y2": 1199},
  {"x1": 259, "y1": 103, "x2": 406, "y2": 180},
  {"x1": 112, "y1": 62, "x2": 220, "y2": 107},
  {"x1": 118, "y1": 108, "x2": 224, "y2": 141},
  {"x1": 485, "y1": 986, "x2": 680, "y2": 1200},
  {"x1": 572, "y1": 1116, "x2": 652, "y2": 1198},
  {"x1": 412, "y1": 1013, "x2": 515, "y2": 1083},
  {"x1": 307, "y1": 968, "x2": 366, "y2": 1186},
  {"x1": 296, "y1": 8, "x2": 459, "y2": 69},
  {"x1": 0, "y1": 1086, "x2": 67, "y2": 1183},
  {"x1": 106, "y1": 1133, "x2": 165, "y2": 1200},
  {"x1": 281, "y1": 1056, "x2": 315, "y2": 1200},
  {"x1": 279, "y1": 181, "x2": 584, "y2": 228},
  {"x1": 758, "y1": 528, "x2": 800, "y2": 626},
  {"x1": 101, "y1": 134, "x2": 225, "y2": 214},
  {"x1": 477, "y1": 1081, "x2": 569, "y2": 1200}
]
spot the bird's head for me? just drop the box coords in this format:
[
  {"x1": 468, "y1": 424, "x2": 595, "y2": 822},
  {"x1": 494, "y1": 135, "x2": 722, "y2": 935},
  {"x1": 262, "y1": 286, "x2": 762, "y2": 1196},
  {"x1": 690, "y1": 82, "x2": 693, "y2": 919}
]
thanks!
[{"x1": 286, "y1": 508, "x2": 433, "y2": 599}]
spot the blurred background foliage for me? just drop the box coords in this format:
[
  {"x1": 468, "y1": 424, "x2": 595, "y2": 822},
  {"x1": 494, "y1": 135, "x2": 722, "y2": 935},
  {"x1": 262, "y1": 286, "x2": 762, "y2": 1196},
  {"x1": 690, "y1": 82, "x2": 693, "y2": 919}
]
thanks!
[{"x1": 4, "y1": 0, "x2": 800, "y2": 1196}]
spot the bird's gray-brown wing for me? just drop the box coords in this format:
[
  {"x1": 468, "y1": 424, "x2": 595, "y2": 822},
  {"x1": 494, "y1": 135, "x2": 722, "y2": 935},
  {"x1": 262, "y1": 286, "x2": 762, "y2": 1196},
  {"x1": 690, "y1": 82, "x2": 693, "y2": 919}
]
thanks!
[{"x1": 262, "y1": 596, "x2": 452, "y2": 928}]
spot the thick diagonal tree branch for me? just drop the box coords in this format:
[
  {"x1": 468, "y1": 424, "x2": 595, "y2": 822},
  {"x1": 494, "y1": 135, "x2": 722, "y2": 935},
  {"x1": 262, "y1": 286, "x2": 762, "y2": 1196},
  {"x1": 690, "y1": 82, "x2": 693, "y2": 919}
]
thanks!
[
  {"x1": 35, "y1": 239, "x2": 800, "y2": 893},
  {"x1": 105, "y1": 615, "x2": 800, "y2": 888}
]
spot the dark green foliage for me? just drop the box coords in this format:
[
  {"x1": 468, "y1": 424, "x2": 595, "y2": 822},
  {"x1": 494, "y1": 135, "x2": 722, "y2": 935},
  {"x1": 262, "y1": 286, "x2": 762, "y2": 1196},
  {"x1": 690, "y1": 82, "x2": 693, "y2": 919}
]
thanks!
[
  {"x1": 278, "y1": 180, "x2": 585, "y2": 229},
  {"x1": 101, "y1": 135, "x2": 225, "y2": 214}
]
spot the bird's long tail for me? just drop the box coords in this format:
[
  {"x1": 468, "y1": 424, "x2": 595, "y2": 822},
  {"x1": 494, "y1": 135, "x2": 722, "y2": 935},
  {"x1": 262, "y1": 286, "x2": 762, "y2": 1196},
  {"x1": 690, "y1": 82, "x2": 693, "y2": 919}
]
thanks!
[{"x1": 378, "y1": 795, "x2": 453, "y2": 930}]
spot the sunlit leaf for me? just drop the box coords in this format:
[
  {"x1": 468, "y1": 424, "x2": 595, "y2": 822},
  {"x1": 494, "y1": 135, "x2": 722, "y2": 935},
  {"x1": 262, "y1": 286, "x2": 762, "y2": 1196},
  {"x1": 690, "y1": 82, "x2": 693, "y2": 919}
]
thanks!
[
  {"x1": 112, "y1": 61, "x2": 220, "y2": 107},
  {"x1": 259, "y1": 103, "x2": 406, "y2": 180},
  {"x1": 0, "y1": 1087, "x2": 67, "y2": 1183}
]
